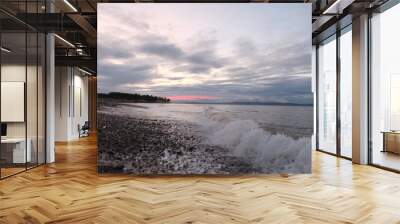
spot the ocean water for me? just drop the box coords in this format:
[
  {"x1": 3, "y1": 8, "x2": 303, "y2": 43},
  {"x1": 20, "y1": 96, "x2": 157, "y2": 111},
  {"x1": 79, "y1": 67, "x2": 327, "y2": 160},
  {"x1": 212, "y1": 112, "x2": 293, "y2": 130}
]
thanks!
[
  {"x1": 100, "y1": 103, "x2": 313, "y2": 173},
  {"x1": 102, "y1": 103, "x2": 313, "y2": 136}
]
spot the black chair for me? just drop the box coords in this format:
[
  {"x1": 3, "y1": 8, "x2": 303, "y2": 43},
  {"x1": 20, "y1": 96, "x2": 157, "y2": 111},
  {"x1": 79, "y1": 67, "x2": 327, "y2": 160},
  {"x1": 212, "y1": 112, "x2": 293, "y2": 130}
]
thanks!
[{"x1": 79, "y1": 121, "x2": 90, "y2": 138}]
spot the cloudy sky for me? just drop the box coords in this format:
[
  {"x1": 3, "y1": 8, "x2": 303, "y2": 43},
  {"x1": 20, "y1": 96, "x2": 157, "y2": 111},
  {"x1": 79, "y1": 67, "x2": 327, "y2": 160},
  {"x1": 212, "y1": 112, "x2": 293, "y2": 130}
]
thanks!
[{"x1": 98, "y1": 4, "x2": 312, "y2": 104}]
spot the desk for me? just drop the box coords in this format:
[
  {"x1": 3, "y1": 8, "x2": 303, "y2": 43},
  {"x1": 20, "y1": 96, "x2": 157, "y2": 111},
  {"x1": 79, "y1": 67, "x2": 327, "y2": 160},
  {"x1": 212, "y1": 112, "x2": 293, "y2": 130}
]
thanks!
[
  {"x1": 382, "y1": 131, "x2": 400, "y2": 154},
  {"x1": 1, "y1": 138, "x2": 31, "y2": 163}
]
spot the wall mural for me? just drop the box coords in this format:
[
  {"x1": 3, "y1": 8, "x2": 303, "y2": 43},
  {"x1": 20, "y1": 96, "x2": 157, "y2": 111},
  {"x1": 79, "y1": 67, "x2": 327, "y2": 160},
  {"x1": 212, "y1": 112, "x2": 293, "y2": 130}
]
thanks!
[{"x1": 97, "y1": 3, "x2": 313, "y2": 174}]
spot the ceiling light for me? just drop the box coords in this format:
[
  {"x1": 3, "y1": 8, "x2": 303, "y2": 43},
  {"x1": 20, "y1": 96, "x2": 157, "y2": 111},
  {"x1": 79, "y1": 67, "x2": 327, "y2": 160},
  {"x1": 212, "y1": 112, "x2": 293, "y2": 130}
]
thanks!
[
  {"x1": 1, "y1": 47, "x2": 11, "y2": 53},
  {"x1": 322, "y1": 0, "x2": 354, "y2": 15},
  {"x1": 76, "y1": 48, "x2": 85, "y2": 55},
  {"x1": 63, "y1": 0, "x2": 78, "y2": 12},
  {"x1": 78, "y1": 67, "x2": 93, "y2": 76},
  {"x1": 54, "y1": 34, "x2": 75, "y2": 48}
]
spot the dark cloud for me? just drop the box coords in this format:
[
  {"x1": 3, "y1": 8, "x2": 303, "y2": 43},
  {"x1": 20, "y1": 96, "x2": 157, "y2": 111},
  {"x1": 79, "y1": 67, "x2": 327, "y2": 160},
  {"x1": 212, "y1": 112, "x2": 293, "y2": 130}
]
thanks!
[
  {"x1": 139, "y1": 42, "x2": 184, "y2": 59},
  {"x1": 134, "y1": 38, "x2": 227, "y2": 74},
  {"x1": 259, "y1": 77, "x2": 312, "y2": 103},
  {"x1": 144, "y1": 76, "x2": 312, "y2": 104},
  {"x1": 226, "y1": 38, "x2": 311, "y2": 84},
  {"x1": 234, "y1": 38, "x2": 258, "y2": 57},
  {"x1": 98, "y1": 64, "x2": 155, "y2": 93},
  {"x1": 184, "y1": 50, "x2": 225, "y2": 73},
  {"x1": 99, "y1": 44, "x2": 135, "y2": 59},
  {"x1": 167, "y1": 77, "x2": 184, "y2": 81}
]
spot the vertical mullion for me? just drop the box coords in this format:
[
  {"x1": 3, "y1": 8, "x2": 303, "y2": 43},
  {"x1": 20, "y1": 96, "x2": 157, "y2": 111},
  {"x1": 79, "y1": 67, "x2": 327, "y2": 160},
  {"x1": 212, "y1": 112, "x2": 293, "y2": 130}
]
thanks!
[
  {"x1": 316, "y1": 45, "x2": 320, "y2": 150},
  {"x1": 80, "y1": 88, "x2": 82, "y2": 117},
  {"x1": 337, "y1": 38, "x2": 340, "y2": 156},
  {"x1": 36, "y1": 0, "x2": 39, "y2": 167},
  {"x1": 44, "y1": 0, "x2": 48, "y2": 164},
  {"x1": 367, "y1": 11, "x2": 373, "y2": 165},
  {"x1": 73, "y1": 68, "x2": 75, "y2": 118},
  {"x1": 69, "y1": 69, "x2": 71, "y2": 117},
  {"x1": 60, "y1": 68, "x2": 62, "y2": 117},
  {"x1": 25, "y1": 0, "x2": 28, "y2": 171},
  {"x1": 0, "y1": 23, "x2": 2, "y2": 179}
]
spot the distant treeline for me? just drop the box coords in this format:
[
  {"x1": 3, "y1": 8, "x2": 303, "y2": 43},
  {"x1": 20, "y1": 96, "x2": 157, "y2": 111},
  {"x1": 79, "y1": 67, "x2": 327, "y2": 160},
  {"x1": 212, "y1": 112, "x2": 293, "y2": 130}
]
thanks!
[{"x1": 98, "y1": 92, "x2": 170, "y2": 103}]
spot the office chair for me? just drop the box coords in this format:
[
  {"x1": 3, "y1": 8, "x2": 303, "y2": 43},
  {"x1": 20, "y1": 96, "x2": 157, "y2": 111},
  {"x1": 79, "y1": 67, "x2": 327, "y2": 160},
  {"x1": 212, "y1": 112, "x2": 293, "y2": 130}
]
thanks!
[{"x1": 79, "y1": 121, "x2": 90, "y2": 138}]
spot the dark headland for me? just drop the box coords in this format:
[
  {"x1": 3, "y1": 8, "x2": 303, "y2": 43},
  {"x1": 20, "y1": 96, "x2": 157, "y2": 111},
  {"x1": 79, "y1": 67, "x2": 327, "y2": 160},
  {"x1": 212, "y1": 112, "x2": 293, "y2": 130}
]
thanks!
[{"x1": 98, "y1": 92, "x2": 170, "y2": 103}]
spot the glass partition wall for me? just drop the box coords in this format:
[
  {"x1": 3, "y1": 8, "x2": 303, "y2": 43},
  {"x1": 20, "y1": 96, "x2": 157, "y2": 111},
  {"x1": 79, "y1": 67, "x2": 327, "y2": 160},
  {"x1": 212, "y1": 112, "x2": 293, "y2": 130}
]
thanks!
[
  {"x1": 370, "y1": 3, "x2": 400, "y2": 171},
  {"x1": 0, "y1": 5, "x2": 46, "y2": 179},
  {"x1": 0, "y1": 31, "x2": 27, "y2": 177},
  {"x1": 316, "y1": 25, "x2": 352, "y2": 159}
]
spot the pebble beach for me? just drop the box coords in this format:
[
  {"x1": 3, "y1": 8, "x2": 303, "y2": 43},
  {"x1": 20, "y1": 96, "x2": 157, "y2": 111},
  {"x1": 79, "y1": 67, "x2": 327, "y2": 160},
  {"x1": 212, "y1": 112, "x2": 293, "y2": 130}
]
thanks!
[{"x1": 98, "y1": 100, "x2": 257, "y2": 174}]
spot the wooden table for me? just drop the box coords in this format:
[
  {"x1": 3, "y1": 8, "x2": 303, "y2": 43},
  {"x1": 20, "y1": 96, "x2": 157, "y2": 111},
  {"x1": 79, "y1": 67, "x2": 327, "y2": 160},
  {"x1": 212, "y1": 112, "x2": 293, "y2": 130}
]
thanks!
[{"x1": 382, "y1": 131, "x2": 400, "y2": 154}]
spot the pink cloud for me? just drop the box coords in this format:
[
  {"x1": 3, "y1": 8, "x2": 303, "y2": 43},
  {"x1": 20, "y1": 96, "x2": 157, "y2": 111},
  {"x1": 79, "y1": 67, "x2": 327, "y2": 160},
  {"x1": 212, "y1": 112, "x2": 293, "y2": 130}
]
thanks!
[{"x1": 168, "y1": 95, "x2": 218, "y2": 101}]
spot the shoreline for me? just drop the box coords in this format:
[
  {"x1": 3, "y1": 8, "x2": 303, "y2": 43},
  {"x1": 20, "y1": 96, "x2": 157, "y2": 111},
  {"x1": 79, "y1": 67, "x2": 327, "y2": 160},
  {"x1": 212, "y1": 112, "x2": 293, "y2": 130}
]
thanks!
[
  {"x1": 97, "y1": 100, "x2": 311, "y2": 174},
  {"x1": 98, "y1": 100, "x2": 312, "y2": 139},
  {"x1": 98, "y1": 112, "x2": 259, "y2": 174}
]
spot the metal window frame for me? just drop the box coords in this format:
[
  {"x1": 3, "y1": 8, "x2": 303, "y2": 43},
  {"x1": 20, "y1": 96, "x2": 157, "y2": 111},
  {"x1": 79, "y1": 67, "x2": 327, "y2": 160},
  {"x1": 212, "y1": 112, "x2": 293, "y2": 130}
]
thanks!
[
  {"x1": 316, "y1": 0, "x2": 400, "y2": 172},
  {"x1": 367, "y1": 0, "x2": 400, "y2": 173},
  {"x1": 315, "y1": 22, "x2": 353, "y2": 161}
]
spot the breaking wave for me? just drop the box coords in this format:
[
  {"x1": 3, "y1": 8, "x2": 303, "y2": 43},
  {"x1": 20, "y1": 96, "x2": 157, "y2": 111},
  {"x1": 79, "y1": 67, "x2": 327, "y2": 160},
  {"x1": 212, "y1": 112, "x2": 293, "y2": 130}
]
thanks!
[{"x1": 199, "y1": 107, "x2": 311, "y2": 173}]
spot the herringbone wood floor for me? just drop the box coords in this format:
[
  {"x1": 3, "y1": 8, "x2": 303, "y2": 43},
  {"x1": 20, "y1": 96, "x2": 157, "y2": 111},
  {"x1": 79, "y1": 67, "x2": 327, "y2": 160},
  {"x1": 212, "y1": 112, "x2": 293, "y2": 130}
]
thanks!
[{"x1": 1, "y1": 135, "x2": 400, "y2": 224}]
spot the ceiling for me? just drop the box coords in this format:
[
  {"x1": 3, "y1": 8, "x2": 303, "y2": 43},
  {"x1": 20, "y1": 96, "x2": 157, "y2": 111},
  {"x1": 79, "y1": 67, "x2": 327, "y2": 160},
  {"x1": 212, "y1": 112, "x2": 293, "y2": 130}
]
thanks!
[{"x1": 0, "y1": 0, "x2": 391, "y2": 75}]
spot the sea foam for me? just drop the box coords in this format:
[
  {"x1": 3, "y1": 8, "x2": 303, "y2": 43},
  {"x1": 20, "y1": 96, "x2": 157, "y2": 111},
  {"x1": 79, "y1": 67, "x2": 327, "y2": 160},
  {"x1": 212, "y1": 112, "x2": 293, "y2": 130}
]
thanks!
[{"x1": 200, "y1": 106, "x2": 311, "y2": 173}]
